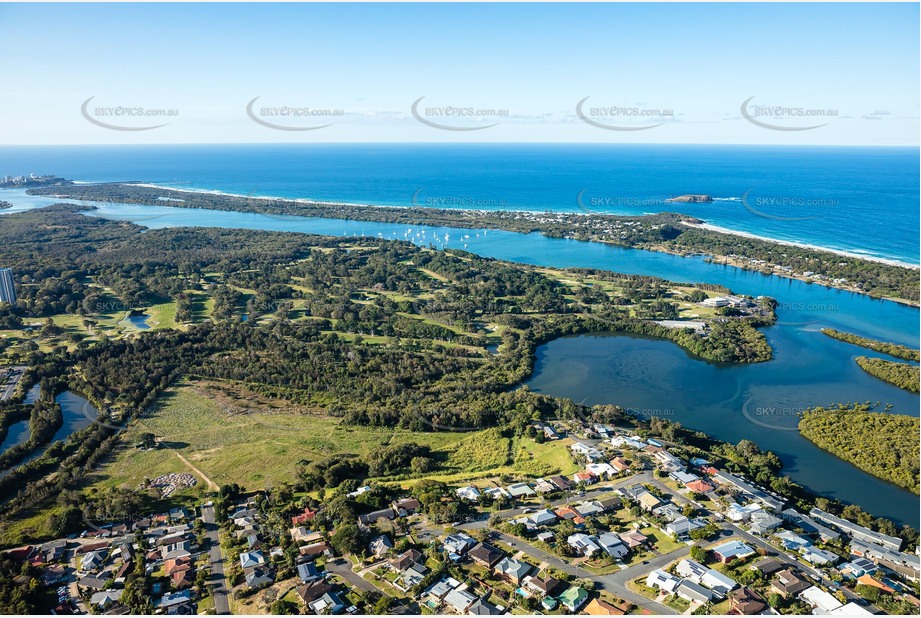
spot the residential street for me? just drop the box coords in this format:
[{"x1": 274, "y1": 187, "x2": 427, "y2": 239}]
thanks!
[
  {"x1": 201, "y1": 505, "x2": 231, "y2": 615},
  {"x1": 327, "y1": 557, "x2": 387, "y2": 595}
]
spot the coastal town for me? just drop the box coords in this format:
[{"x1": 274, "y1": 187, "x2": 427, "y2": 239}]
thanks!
[{"x1": 2, "y1": 423, "x2": 917, "y2": 616}]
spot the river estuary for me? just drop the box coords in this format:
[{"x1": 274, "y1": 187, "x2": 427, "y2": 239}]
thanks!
[{"x1": 1, "y1": 190, "x2": 918, "y2": 524}]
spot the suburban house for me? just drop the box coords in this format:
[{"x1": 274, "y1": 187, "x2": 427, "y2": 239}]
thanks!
[
  {"x1": 637, "y1": 492, "x2": 662, "y2": 512},
  {"x1": 728, "y1": 587, "x2": 768, "y2": 614},
  {"x1": 392, "y1": 498, "x2": 420, "y2": 516},
  {"x1": 584, "y1": 598, "x2": 626, "y2": 615},
  {"x1": 290, "y1": 527, "x2": 323, "y2": 544},
  {"x1": 309, "y1": 591, "x2": 345, "y2": 615},
  {"x1": 567, "y1": 533, "x2": 602, "y2": 557},
  {"x1": 443, "y1": 588, "x2": 477, "y2": 614},
  {"x1": 646, "y1": 569, "x2": 681, "y2": 593},
  {"x1": 572, "y1": 470, "x2": 597, "y2": 485},
  {"x1": 677, "y1": 580, "x2": 713, "y2": 604},
  {"x1": 596, "y1": 496, "x2": 622, "y2": 511},
  {"x1": 548, "y1": 475, "x2": 572, "y2": 491},
  {"x1": 775, "y1": 530, "x2": 811, "y2": 551},
  {"x1": 468, "y1": 543, "x2": 504, "y2": 568},
  {"x1": 389, "y1": 549, "x2": 423, "y2": 572},
  {"x1": 554, "y1": 506, "x2": 586, "y2": 527},
  {"x1": 574, "y1": 501, "x2": 604, "y2": 518},
  {"x1": 239, "y1": 551, "x2": 266, "y2": 569},
  {"x1": 290, "y1": 506, "x2": 317, "y2": 526},
  {"x1": 482, "y1": 487, "x2": 511, "y2": 501},
  {"x1": 245, "y1": 567, "x2": 273, "y2": 589},
  {"x1": 299, "y1": 541, "x2": 331, "y2": 559},
  {"x1": 780, "y1": 508, "x2": 839, "y2": 542},
  {"x1": 749, "y1": 511, "x2": 783, "y2": 535},
  {"x1": 802, "y1": 546, "x2": 840, "y2": 566},
  {"x1": 494, "y1": 557, "x2": 532, "y2": 585},
  {"x1": 665, "y1": 516, "x2": 706, "y2": 540},
  {"x1": 610, "y1": 457, "x2": 631, "y2": 473},
  {"x1": 597, "y1": 533, "x2": 629, "y2": 559},
  {"x1": 685, "y1": 479, "x2": 714, "y2": 494},
  {"x1": 525, "y1": 574, "x2": 565, "y2": 597},
  {"x1": 528, "y1": 509, "x2": 558, "y2": 526},
  {"x1": 675, "y1": 559, "x2": 738, "y2": 597},
  {"x1": 558, "y1": 586, "x2": 589, "y2": 612},
  {"x1": 468, "y1": 596, "x2": 502, "y2": 615},
  {"x1": 586, "y1": 462, "x2": 617, "y2": 478},
  {"x1": 571, "y1": 442, "x2": 604, "y2": 462},
  {"x1": 800, "y1": 586, "x2": 844, "y2": 614},
  {"x1": 368, "y1": 534, "x2": 393, "y2": 558},
  {"x1": 444, "y1": 533, "x2": 477, "y2": 557},
  {"x1": 358, "y1": 508, "x2": 396, "y2": 526},
  {"x1": 507, "y1": 483, "x2": 536, "y2": 498},
  {"x1": 296, "y1": 562, "x2": 320, "y2": 583},
  {"x1": 712, "y1": 540, "x2": 755, "y2": 564},
  {"x1": 618, "y1": 530, "x2": 648, "y2": 550},
  {"x1": 456, "y1": 486, "x2": 481, "y2": 502},
  {"x1": 770, "y1": 569, "x2": 810, "y2": 596}
]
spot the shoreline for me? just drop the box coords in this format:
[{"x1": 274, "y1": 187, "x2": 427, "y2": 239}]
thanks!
[
  {"x1": 681, "y1": 221, "x2": 919, "y2": 270},
  {"x1": 18, "y1": 181, "x2": 920, "y2": 305},
  {"x1": 135, "y1": 182, "x2": 921, "y2": 270}
]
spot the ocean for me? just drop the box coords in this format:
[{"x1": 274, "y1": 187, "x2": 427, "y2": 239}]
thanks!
[
  {"x1": 0, "y1": 143, "x2": 917, "y2": 265},
  {"x1": 0, "y1": 143, "x2": 919, "y2": 523}
]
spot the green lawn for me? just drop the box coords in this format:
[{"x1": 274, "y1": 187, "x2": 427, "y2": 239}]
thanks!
[
  {"x1": 87, "y1": 380, "x2": 571, "y2": 492},
  {"x1": 148, "y1": 301, "x2": 178, "y2": 330},
  {"x1": 639, "y1": 526, "x2": 686, "y2": 555}
]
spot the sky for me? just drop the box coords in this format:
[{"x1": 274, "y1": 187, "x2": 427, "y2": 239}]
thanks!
[{"x1": 0, "y1": 2, "x2": 917, "y2": 146}]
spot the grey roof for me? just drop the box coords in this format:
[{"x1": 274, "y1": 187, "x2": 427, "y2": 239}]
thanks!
[{"x1": 468, "y1": 597, "x2": 502, "y2": 615}]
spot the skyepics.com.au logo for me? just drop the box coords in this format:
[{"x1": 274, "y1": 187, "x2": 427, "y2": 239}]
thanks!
[
  {"x1": 576, "y1": 97, "x2": 675, "y2": 131},
  {"x1": 741, "y1": 398, "x2": 809, "y2": 432},
  {"x1": 411, "y1": 96, "x2": 508, "y2": 131},
  {"x1": 575, "y1": 189, "x2": 663, "y2": 213},
  {"x1": 81, "y1": 97, "x2": 178, "y2": 131},
  {"x1": 246, "y1": 97, "x2": 344, "y2": 131},
  {"x1": 740, "y1": 97, "x2": 837, "y2": 131},
  {"x1": 411, "y1": 189, "x2": 510, "y2": 209},
  {"x1": 625, "y1": 407, "x2": 676, "y2": 419},
  {"x1": 741, "y1": 189, "x2": 837, "y2": 221}
]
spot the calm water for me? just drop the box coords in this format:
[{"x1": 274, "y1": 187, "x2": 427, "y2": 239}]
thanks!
[
  {"x1": 0, "y1": 420, "x2": 30, "y2": 454},
  {"x1": 525, "y1": 332, "x2": 919, "y2": 526},
  {"x1": 0, "y1": 144, "x2": 917, "y2": 264},
  {"x1": 0, "y1": 196, "x2": 907, "y2": 523},
  {"x1": 120, "y1": 313, "x2": 151, "y2": 330},
  {"x1": 0, "y1": 389, "x2": 98, "y2": 478},
  {"x1": 0, "y1": 145, "x2": 918, "y2": 523},
  {"x1": 0, "y1": 385, "x2": 39, "y2": 454}
]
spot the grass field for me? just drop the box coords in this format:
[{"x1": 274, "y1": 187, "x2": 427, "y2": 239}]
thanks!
[{"x1": 85, "y1": 380, "x2": 582, "y2": 500}]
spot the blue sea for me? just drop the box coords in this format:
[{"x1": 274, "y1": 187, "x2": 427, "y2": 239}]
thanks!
[
  {"x1": 0, "y1": 143, "x2": 919, "y2": 523},
  {"x1": 0, "y1": 143, "x2": 917, "y2": 265}
]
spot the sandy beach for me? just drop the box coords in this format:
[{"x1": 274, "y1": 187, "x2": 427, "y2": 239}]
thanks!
[
  {"x1": 681, "y1": 221, "x2": 920, "y2": 270},
  {"x1": 103, "y1": 183, "x2": 921, "y2": 272}
]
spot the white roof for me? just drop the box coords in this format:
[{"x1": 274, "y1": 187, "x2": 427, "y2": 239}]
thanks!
[
  {"x1": 829, "y1": 602, "x2": 873, "y2": 615},
  {"x1": 646, "y1": 569, "x2": 680, "y2": 592},
  {"x1": 800, "y1": 586, "x2": 843, "y2": 612}
]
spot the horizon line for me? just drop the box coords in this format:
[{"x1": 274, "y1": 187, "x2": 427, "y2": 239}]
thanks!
[{"x1": 0, "y1": 142, "x2": 918, "y2": 149}]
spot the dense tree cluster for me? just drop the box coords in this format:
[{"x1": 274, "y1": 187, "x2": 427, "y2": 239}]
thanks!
[
  {"x1": 799, "y1": 404, "x2": 920, "y2": 494},
  {"x1": 32, "y1": 183, "x2": 919, "y2": 302},
  {"x1": 821, "y1": 328, "x2": 919, "y2": 361},
  {"x1": 855, "y1": 356, "x2": 919, "y2": 392}
]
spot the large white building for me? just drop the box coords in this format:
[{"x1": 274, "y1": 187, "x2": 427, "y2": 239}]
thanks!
[{"x1": 0, "y1": 268, "x2": 15, "y2": 304}]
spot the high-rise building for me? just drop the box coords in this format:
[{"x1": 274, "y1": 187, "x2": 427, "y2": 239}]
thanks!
[{"x1": 0, "y1": 268, "x2": 16, "y2": 304}]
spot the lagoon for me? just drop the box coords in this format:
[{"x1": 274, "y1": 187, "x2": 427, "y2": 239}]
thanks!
[{"x1": 1, "y1": 189, "x2": 917, "y2": 523}]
